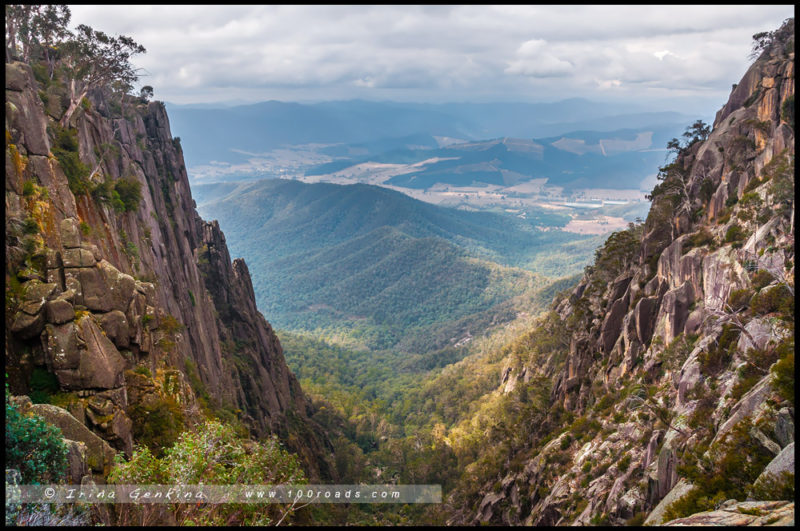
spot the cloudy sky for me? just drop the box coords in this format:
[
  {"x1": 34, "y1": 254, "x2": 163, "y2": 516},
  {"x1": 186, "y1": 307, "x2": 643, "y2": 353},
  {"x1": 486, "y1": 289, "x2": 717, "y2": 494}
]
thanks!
[{"x1": 68, "y1": 5, "x2": 793, "y2": 113}]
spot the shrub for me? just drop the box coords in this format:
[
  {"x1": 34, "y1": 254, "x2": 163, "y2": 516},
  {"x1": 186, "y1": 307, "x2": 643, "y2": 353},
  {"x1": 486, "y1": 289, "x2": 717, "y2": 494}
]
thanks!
[
  {"x1": 133, "y1": 365, "x2": 152, "y2": 378},
  {"x1": 114, "y1": 177, "x2": 142, "y2": 212},
  {"x1": 90, "y1": 178, "x2": 114, "y2": 204},
  {"x1": 724, "y1": 224, "x2": 746, "y2": 244},
  {"x1": 771, "y1": 345, "x2": 794, "y2": 403},
  {"x1": 750, "y1": 471, "x2": 794, "y2": 501},
  {"x1": 51, "y1": 126, "x2": 90, "y2": 196},
  {"x1": 22, "y1": 216, "x2": 39, "y2": 235},
  {"x1": 22, "y1": 180, "x2": 36, "y2": 197},
  {"x1": 618, "y1": 453, "x2": 632, "y2": 472},
  {"x1": 684, "y1": 228, "x2": 715, "y2": 252},
  {"x1": 127, "y1": 395, "x2": 184, "y2": 456},
  {"x1": 668, "y1": 416, "x2": 774, "y2": 520},
  {"x1": 109, "y1": 421, "x2": 306, "y2": 525},
  {"x1": 743, "y1": 176, "x2": 763, "y2": 194},
  {"x1": 781, "y1": 94, "x2": 794, "y2": 129},
  {"x1": 6, "y1": 384, "x2": 68, "y2": 484},
  {"x1": 727, "y1": 288, "x2": 752, "y2": 312},
  {"x1": 626, "y1": 511, "x2": 647, "y2": 526},
  {"x1": 159, "y1": 314, "x2": 184, "y2": 335},
  {"x1": 699, "y1": 325, "x2": 739, "y2": 376},
  {"x1": 699, "y1": 178, "x2": 715, "y2": 204},
  {"x1": 750, "y1": 270, "x2": 774, "y2": 291},
  {"x1": 750, "y1": 285, "x2": 793, "y2": 317}
]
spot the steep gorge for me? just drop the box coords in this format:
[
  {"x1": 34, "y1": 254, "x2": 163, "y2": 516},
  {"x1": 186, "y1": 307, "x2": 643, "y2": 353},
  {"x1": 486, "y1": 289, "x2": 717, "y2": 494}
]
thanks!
[{"x1": 5, "y1": 59, "x2": 333, "y2": 481}]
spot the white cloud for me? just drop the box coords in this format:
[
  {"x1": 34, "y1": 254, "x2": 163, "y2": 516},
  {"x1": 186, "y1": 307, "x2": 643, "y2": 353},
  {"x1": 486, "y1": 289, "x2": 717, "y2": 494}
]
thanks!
[
  {"x1": 505, "y1": 39, "x2": 575, "y2": 77},
  {"x1": 66, "y1": 4, "x2": 794, "y2": 111}
]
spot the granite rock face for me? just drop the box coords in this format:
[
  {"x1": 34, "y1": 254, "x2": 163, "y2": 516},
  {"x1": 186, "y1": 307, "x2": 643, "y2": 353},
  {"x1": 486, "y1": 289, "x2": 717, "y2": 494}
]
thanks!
[
  {"x1": 6, "y1": 56, "x2": 334, "y2": 481},
  {"x1": 448, "y1": 19, "x2": 795, "y2": 526},
  {"x1": 663, "y1": 501, "x2": 794, "y2": 526}
]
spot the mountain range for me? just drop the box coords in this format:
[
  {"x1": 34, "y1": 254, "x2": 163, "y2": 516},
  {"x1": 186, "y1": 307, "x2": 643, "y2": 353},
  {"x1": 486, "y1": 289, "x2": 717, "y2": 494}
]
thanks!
[{"x1": 194, "y1": 178, "x2": 599, "y2": 352}]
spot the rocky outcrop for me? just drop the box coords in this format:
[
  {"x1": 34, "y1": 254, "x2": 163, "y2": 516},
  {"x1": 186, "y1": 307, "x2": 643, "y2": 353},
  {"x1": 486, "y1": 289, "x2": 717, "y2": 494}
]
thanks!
[
  {"x1": 6, "y1": 56, "x2": 334, "y2": 481},
  {"x1": 663, "y1": 500, "x2": 794, "y2": 526},
  {"x1": 448, "y1": 18, "x2": 795, "y2": 527}
]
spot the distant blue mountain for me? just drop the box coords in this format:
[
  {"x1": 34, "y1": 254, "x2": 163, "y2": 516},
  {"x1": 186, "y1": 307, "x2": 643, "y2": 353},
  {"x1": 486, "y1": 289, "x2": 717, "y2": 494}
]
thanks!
[{"x1": 166, "y1": 99, "x2": 696, "y2": 170}]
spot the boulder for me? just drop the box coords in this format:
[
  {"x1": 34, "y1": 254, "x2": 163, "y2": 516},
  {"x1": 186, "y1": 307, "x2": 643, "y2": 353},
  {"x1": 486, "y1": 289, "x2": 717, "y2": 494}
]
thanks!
[
  {"x1": 5, "y1": 61, "x2": 34, "y2": 91},
  {"x1": 96, "y1": 310, "x2": 130, "y2": 349},
  {"x1": 19, "y1": 281, "x2": 59, "y2": 315},
  {"x1": 45, "y1": 298, "x2": 74, "y2": 324},
  {"x1": 736, "y1": 318, "x2": 778, "y2": 353},
  {"x1": 42, "y1": 322, "x2": 81, "y2": 371},
  {"x1": 98, "y1": 260, "x2": 136, "y2": 313},
  {"x1": 653, "y1": 281, "x2": 694, "y2": 343},
  {"x1": 663, "y1": 501, "x2": 794, "y2": 526},
  {"x1": 62, "y1": 248, "x2": 96, "y2": 268},
  {"x1": 63, "y1": 439, "x2": 89, "y2": 484},
  {"x1": 713, "y1": 376, "x2": 772, "y2": 445},
  {"x1": 644, "y1": 478, "x2": 694, "y2": 525},
  {"x1": 677, "y1": 353, "x2": 702, "y2": 407},
  {"x1": 755, "y1": 441, "x2": 795, "y2": 485},
  {"x1": 684, "y1": 307, "x2": 705, "y2": 336},
  {"x1": 27, "y1": 403, "x2": 117, "y2": 475},
  {"x1": 135, "y1": 281, "x2": 156, "y2": 303},
  {"x1": 608, "y1": 274, "x2": 632, "y2": 302},
  {"x1": 60, "y1": 218, "x2": 81, "y2": 249},
  {"x1": 750, "y1": 427, "x2": 782, "y2": 456},
  {"x1": 774, "y1": 408, "x2": 794, "y2": 448},
  {"x1": 10, "y1": 310, "x2": 45, "y2": 339},
  {"x1": 53, "y1": 316, "x2": 126, "y2": 390},
  {"x1": 643, "y1": 430, "x2": 664, "y2": 470}
]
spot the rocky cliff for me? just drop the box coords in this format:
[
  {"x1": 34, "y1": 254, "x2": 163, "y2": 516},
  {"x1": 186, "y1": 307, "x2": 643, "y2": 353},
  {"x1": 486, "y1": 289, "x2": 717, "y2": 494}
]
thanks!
[
  {"x1": 5, "y1": 59, "x2": 333, "y2": 480},
  {"x1": 450, "y1": 19, "x2": 794, "y2": 525}
]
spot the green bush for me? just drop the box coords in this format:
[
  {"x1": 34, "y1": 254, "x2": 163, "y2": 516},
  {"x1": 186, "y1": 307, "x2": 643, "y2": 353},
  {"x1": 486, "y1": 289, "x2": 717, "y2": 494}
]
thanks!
[
  {"x1": 781, "y1": 94, "x2": 794, "y2": 129},
  {"x1": 724, "y1": 224, "x2": 746, "y2": 244},
  {"x1": 699, "y1": 324, "x2": 739, "y2": 376},
  {"x1": 750, "y1": 285, "x2": 793, "y2": 317},
  {"x1": 750, "y1": 270, "x2": 774, "y2": 291},
  {"x1": 127, "y1": 395, "x2": 184, "y2": 456},
  {"x1": 51, "y1": 125, "x2": 91, "y2": 196},
  {"x1": 684, "y1": 228, "x2": 715, "y2": 252},
  {"x1": 771, "y1": 345, "x2": 794, "y2": 403},
  {"x1": 114, "y1": 177, "x2": 142, "y2": 212},
  {"x1": 727, "y1": 288, "x2": 752, "y2": 312},
  {"x1": 133, "y1": 365, "x2": 152, "y2": 378},
  {"x1": 22, "y1": 180, "x2": 36, "y2": 197},
  {"x1": 667, "y1": 417, "x2": 774, "y2": 521},
  {"x1": 109, "y1": 420, "x2": 306, "y2": 525},
  {"x1": 626, "y1": 511, "x2": 647, "y2": 526},
  {"x1": 750, "y1": 471, "x2": 794, "y2": 501},
  {"x1": 5, "y1": 385, "x2": 68, "y2": 484},
  {"x1": 700, "y1": 178, "x2": 715, "y2": 204},
  {"x1": 618, "y1": 453, "x2": 632, "y2": 472}
]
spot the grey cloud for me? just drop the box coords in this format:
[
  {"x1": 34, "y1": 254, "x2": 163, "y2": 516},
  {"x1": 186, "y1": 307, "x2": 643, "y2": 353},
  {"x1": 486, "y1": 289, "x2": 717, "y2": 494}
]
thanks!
[{"x1": 68, "y1": 4, "x2": 793, "y2": 107}]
